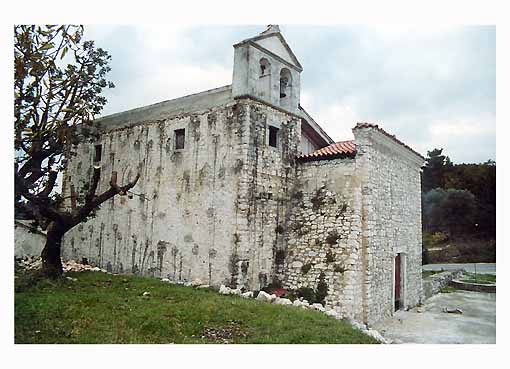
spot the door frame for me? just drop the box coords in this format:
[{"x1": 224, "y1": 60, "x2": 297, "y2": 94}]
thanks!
[{"x1": 393, "y1": 252, "x2": 406, "y2": 312}]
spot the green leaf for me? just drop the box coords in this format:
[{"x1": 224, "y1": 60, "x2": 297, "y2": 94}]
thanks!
[
  {"x1": 39, "y1": 43, "x2": 54, "y2": 51},
  {"x1": 60, "y1": 46, "x2": 68, "y2": 60}
]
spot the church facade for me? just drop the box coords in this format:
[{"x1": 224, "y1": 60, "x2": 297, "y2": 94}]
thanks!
[{"x1": 62, "y1": 26, "x2": 425, "y2": 326}]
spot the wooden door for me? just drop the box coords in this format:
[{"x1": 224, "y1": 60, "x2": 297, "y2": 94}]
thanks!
[{"x1": 394, "y1": 254, "x2": 401, "y2": 311}]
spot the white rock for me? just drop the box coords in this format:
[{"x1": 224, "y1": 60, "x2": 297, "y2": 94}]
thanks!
[
  {"x1": 241, "y1": 291, "x2": 254, "y2": 298},
  {"x1": 197, "y1": 284, "x2": 210, "y2": 289},
  {"x1": 219, "y1": 285, "x2": 231, "y2": 295},
  {"x1": 365, "y1": 329, "x2": 387, "y2": 343},
  {"x1": 91, "y1": 267, "x2": 101, "y2": 272},
  {"x1": 161, "y1": 278, "x2": 170, "y2": 282},
  {"x1": 230, "y1": 289, "x2": 242, "y2": 296},
  {"x1": 273, "y1": 297, "x2": 293, "y2": 305},
  {"x1": 293, "y1": 299, "x2": 308, "y2": 308},
  {"x1": 348, "y1": 320, "x2": 367, "y2": 331},
  {"x1": 256, "y1": 290, "x2": 273, "y2": 302},
  {"x1": 325, "y1": 309, "x2": 340, "y2": 319},
  {"x1": 311, "y1": 303, "x2": 325, "y2": 312},
  {"x1": 191, "y1": 278, "x2": 204, "y2": 287},
  {"x1": 142, "y1": 291, "x2": 151, "y2": 297}
]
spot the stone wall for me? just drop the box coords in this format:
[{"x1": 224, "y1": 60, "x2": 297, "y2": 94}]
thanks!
[
  {"x1": 62, "y1": 99, "x2": 246, "y2": 286},
  {"x1": 423, "y1": 270, "x2": 464, "y2": 298},
  {"x1": 15, "y1": 220, "x2": 46, "y2": 258},
  {"x1": 62, "y1": 98, "x2": 301, "y2": 290},
  {"x1": 354, "y1": 127, "x2": 424, "y2": 325},
  {"x1": 283, "y1": 157, "x2": 365, "y2": 322},
  {"x1": 229, "y1": 99, "x2": 301, "y2": 290}
]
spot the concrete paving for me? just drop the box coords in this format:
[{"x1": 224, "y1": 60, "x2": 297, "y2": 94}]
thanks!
[
  {"x1": 373, "y1": 291, "x2": 496, "y2": 344},
  {"x1": 423, "y1": 263, "x2": 496, "y2": 275}
]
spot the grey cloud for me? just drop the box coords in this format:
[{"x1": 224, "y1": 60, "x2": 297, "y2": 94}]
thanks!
[{"x1": 86, "y1": 25, "x2": 495, "y2": 163}]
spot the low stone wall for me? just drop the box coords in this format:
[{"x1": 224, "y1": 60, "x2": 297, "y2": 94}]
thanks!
[
  {"x1": 14, "y1": 220, "x2": 46, "y2": 258},
  {"x1": 422, "y1": 270, "x2": 463, "y2": 299},
  {"x1": 450, "y1": 280, "x2": 496, "y2": 293}
]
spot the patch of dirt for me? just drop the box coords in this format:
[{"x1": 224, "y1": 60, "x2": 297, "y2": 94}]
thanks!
[{"x1": 201, "y1": 321, "x2": 248, "y2": 343}]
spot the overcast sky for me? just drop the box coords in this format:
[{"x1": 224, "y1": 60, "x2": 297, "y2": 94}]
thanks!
[{"x1": 86, "y1": 25, "x2": 495, "y2": 164}]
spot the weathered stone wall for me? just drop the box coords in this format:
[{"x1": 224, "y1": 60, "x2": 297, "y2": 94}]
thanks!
[
  {"x1": 423, "y1": 270, "x2": 463, "y2": 298},
  {"x1": 283, "y1": 157, "x2": 365, "y2": 321},
  {"x1": 62, "y1": 100, "x2": 247, "y2": 286},
  {"x1": 355, "y1": 128, "x2": 424, "y2": 325},
  {"x1": 231, "y1": 99, "x2": 301, "y2": 290},
  {"x1": 62, "y1": 97, "x2": 301, "y2": 290},
  {"x1": 15, "y1": 220, "x2": 46, "y2": 258}
]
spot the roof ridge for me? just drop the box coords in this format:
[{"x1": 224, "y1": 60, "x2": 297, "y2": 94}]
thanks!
[{"x1": 353, "y1": 122, "x2": 425, "y2": 160}]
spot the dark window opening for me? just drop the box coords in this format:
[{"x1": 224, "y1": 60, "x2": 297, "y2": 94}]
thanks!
[
  {"x1": 175, "y1": 129, "x2": 185, "y2": 150},
  {"x1": 94, "y1": 144, "x2": 102, "y2": 162},
  {"x1": 268, "y1": 126, "x2": 279, "y2": 148},
  {"x1": 280, "y1": 68, "x2": 292, "y2": 99},
  {"x1": 260, "y1": 58, "x2": 270, "y2": 77}
]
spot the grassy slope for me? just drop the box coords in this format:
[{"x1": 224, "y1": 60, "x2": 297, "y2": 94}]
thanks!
[{"x1": 15, "y1": 271, "x2": 378, "y2": 344}]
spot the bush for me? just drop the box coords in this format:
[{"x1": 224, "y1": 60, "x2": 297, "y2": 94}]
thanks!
[
  {"x1": 315, "y1": 273, "x2": 328, "y2": 305},
  {"x1": 301, "y1": 263, "x2": 312, "y2": 274},
  {"x1": 296, "y1": 287, "x2": 315, "y2": 303},
  {"x1": 325, "y1": 250, "x2": 335, "y2": 263}
]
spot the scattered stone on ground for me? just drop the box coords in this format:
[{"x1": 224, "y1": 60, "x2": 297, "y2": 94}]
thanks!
[
  {"x1": 201, "y1": 321, "x2": 248, "y2": 343},
  {"x1": 15, "y1": 256, "x2": 108, "y2": 273}
]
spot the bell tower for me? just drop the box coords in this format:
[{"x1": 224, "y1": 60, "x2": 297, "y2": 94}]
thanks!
[{"x1": 232, "y1": 25, "x2": 302, "y2": 114}]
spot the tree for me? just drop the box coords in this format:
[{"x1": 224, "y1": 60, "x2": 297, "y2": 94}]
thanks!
[
  {"x1": 421, "y1": 148, "x2": 452, "y2": 192},
  {"x1": 14, "y1": 25, "x2": 139, "y2": 278},
  {"x1": 438, "y1": 189, "x2": 477, "y2": 239}
]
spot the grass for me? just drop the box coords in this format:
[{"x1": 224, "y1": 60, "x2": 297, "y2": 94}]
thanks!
[
  {"x1": 439, "y1": 286, "x2": 460, "y2": 293},
  {"x1": 459, "y1": 272, "x2": 496, "y2": 285},
  {"x1": 15, "y1": 271, "x2": 378, "y2": 344},
  {"x1": 422, "y1": 270, "x2": 443, "y2": 278}
]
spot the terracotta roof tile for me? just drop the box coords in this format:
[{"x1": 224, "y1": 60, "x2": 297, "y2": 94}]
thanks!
[
  {"x1": 298, "y1": 140, "x2": 356, "y2": 161},
  {"x1": 353, "y1": 122, "x2": 425, "y2": 160}
]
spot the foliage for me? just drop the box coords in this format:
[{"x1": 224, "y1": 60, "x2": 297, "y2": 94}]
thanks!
[
  {"x1": 438, "y1": 189, "x2": 477, "y2": 237},
  {"x1": 14, "y1": 25, "x2": 139, "y2": 277},
  {"x1": 301, "y1": 263, "x2": 312, "y2": 274},
  {"x1": 421, "y1": 148, "x2": 495, "y2": 239},
  {"x1": 315, "y1": 273, "x2": 328, "y2": 305},
  {"x1": 14, "y1": 271, "x2": 378, "y2": 344},
  {"x1": 421, "y1": 148, "x2": 452, "y2": 192},
  {"x1": 325, "y1": 250, "x2": 335, "y2": 263},
  {"x1": 295, "y1": 287, "x2": 315, "y2": 303}
]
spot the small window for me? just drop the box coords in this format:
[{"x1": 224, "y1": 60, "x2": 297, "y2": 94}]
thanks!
[
  {"x1": 280, "y1": 68, "x2": 292, "y2": 98},
  {"x1": 260, "y1": 58, "x2": 270, "y2": 77},
  {"x1": 94, "y1": 144, "x2": 102, "y2": 162},
  {"x1": 175, "y1": 129, "x2": 185, "y2": 150},
  {"x1": 268, "y1": 126, "x2": 279, "y2": 148}
]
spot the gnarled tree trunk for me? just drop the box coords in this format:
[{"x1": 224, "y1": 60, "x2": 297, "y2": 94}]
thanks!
[{"x1": 41, "y1": 221, "x2": 68, "y2": 278}]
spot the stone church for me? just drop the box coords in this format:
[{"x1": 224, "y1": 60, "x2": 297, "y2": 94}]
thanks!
[{"x1": 62, "y1": 25, "x2": 425, "y2": 326}]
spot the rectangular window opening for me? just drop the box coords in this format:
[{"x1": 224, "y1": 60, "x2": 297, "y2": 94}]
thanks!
[
  {"x1": 268, "y1": 126, "x2": 279, "y2": 148},
  {"x1": 94, "y1": 144, "x2": 102, "y2": 162},
  {"x1": 175, "y1": 129, "x2": 185, "y2": 150}
]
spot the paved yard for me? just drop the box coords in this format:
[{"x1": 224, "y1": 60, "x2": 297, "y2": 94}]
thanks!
[
  {"x1": 373, "y1": 291, "x2": 496, "y2": 344},
  {"x1": 423, "y1": 263, "x2": 496, "y2": 275}
]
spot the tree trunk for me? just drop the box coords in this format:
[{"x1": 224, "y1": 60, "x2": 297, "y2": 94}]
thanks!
[{"x1": 41, "y1": 221, "x2": 66, "y2": 278}]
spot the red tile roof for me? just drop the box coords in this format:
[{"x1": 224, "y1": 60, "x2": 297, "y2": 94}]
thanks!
[
  {"x1": 297, "y1": 123, "x2": 424, "y2": 162},
  {"x1": 298, "y1": 140, "x2": 356, "y2": 161},
  {"x1": 353, "y1": 123, "x2": 425, "y2": 160}
]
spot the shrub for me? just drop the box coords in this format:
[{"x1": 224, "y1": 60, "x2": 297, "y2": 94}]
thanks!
[
  {"x1": 301, "y1": 263, "x2": 312, "y2": 274},
  {"x1": 325, "y1": 250, "x2": 335, "y2": 263},
  {"x1": 333, "y1": 264, "x2": 345, "y2": 273},
  {"x1": 315, "y1": 273, "x2": 328, "y2": 305},
  {"x1": 325, "y1": 230, "x2": 340, "y2": 245},
  {"x1": 296, "y1": 287, "x2": 315, "y2": 303}
]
